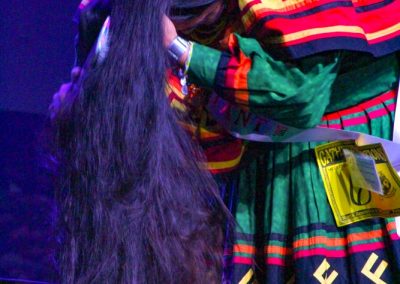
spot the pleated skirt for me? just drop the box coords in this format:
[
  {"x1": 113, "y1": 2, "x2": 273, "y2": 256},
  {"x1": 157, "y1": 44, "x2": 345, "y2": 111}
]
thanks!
[{"x1": 220, "y1": 89, "x2": 400, "y2": 283}]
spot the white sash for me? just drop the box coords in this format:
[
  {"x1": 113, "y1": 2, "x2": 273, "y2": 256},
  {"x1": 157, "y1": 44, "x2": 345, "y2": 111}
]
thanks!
[{"x1": 207, "y1": 92, "x2": 400, "y2": 170}]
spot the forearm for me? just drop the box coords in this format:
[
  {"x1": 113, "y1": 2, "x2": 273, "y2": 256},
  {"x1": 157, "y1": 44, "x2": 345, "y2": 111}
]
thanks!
[{"x1": 186, "y1": 34, "x2": 340, "y2": 128}]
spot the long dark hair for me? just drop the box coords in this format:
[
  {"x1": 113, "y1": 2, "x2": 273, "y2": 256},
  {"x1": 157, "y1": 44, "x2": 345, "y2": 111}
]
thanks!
[{"x1": 53, "y1": 0, "x2": 228, "y2": 282}]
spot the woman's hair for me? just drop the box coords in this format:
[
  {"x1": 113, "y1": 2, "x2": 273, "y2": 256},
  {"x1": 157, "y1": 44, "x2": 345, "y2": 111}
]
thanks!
[
  {"x1": 53, "y1": 0, "x2": 228, "y2": 282},
  {"x1": 74, "y1": 0, "x2": 218, "y2": 65}
]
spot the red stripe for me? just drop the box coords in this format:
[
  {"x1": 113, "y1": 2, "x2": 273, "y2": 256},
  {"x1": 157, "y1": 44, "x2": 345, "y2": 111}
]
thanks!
[
  {"x1": 294, "y1": 241, "x2": 392, "y2": 258},
  {"x1": 224, "y1": 37, "x2": 242, "y2": 89},
  {"x1": 358, "y1": 95, "x2": 389, "y2": 110},
  {"x1": 387, "y1": 102, "x2": 396, "y2": 112},
  {"x1": 379, "y1": 89, "x2": 397, "y2": 101},
  {"x1": 266, "y1": 257, "x2": 286, "y2": 266},
  {"x1": 348, "y1": 242, "x2": 385, "y2": 253},
  {"x1": 338, "y1": 106, "x2": 363, "y2": 117},
  {"x1": 353, "y1": 0, "x2": 390, "y2": 8},
  {"x1": 267, "y1": 26, "x2": 400, "y2": 48},
  {"x1": 275, "y1": 31, "x2": 366, "y2": 47},
  {"x1": 204, "y1": 141, "x2": 242, "y2": 162},
  {"x1": 167, "y1": 91, "x2": 185, "y2": 104},
  {"x1": 342, "y1": 116, "x2": 368, "y2": 127},
  {"x1": 275, "y1": 29, "x2": 400, "y2": 47},
  {"x1": 225, "y1": 58, "x2": 240, "y2": 89},
  {"x1": 253, "y1": 3, "x2": 400, "y2": 38},
  {"x1": 390, "y1": 232, "x2": 400, "y2": 241},
  {"x1": 243, "y1": 0, "x2": 348, "y2": 18},
  {"x1": 322, "y1": 112, "x2": 341, "y2": 121},
  {"x1": 233, "y1": 256, "x2": 253, "y2": 265},
  {"x1": 226, "y1": 234, "x2": 400, "y2": 264},
  {"x1": 294, "y1": 248, "x2": 347, "y2": 258},
  {"x1": 210, "y1": 168, "x2": 236, "y2": 174},
  {"x1": 322, "y1": 89, "x2": 396, "y2": 121},
  {"x1": 367, "y1": 108, "x2": 389, "y2": 119}
]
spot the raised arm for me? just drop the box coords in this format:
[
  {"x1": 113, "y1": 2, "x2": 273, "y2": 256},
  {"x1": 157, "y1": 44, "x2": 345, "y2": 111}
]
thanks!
[{"x1": 187, "y1": 34, "x2": 341, "y2": 128}]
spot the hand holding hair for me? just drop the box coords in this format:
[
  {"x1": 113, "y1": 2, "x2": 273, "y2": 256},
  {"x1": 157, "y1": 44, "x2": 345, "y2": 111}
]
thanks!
[{"x1": 163, "y1": 15, "x2": 189, "y2": 66}]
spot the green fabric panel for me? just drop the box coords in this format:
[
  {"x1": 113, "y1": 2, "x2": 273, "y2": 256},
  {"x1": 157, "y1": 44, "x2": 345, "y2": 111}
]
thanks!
[
  {"x1": 328, "y1": 52, "x2": 399, "y2": 112},
  {"x1": 269, "y1": 146, "x2": 292, "y2": 234},
  {"x1": 293, "y1": 229, "x2": 339, "y2": 240},
  {"x1": 233, "y1": 252, "x2": 254, "y2": 257},
  {"x1": 235, "y1": 240, "x2": 255, "y2": 245},
  {"x1": 187, "y1": 43, "x2": 221, "y2": 88},
  {"x1": 234, "y1": 35, "x2": 341, "y2": 129},
  {"x1": 265, "y1": 253, "x2": 286, "y2": 259},
  {"x1": 365, "y1": 104, "x2": 393, "y2": 140},
  {"x1": 234, "y1": 160, "x2": 257, "y2": 234},
  {"x1": 293, "y1": 244, "x2": 345, "y2": 251},
  {"x1": 268, "y1": 240, "x2": 286, "y2": 246}
]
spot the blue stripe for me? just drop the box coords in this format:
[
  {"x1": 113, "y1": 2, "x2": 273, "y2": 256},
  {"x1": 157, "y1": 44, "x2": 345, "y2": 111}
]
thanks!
[
  {"x1": 355, "y1": 0, "x2": 394, "y2": 12},
  {"x1": 251, "y1": 1, "x2": 354, "y2": 30},
  {"x1": 266, "y1": 36, "x2": 400, "y2": 60},
  {"x1": 215, "y1": 51, "x2": 233, "y2": 97}
]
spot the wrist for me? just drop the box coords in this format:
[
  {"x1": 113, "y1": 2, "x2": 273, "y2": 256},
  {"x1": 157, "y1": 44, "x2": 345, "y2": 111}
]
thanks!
[{"x1": 168, "y1": 36, "x2": 191, "y2": 66}]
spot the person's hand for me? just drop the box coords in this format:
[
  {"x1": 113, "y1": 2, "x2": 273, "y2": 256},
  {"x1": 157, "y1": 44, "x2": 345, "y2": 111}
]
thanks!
[
  {"x1": 163, "y1": 15, "x2": 178, "y2": 48},
  {"x1": 49, "y1": 67, "x2": 82, "y2": 120},
  {"x1": 163, "y1": 15, "x2": 189, "y2": 66}
]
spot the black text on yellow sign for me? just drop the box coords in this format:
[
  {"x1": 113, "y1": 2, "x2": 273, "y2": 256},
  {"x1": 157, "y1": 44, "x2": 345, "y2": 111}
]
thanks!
[{"x1": 315, "y1": 140, "x2": 400, "y2": 227}]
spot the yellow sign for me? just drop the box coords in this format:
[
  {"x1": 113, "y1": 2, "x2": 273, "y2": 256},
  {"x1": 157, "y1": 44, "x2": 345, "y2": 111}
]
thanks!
[{"x1": 315, "y1": 140, "x2": 400, "y2": 227}]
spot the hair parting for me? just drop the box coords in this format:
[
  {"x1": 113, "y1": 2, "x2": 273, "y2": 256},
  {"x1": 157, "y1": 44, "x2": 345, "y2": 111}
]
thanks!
[{"x1": 53, "y1": 0, "x2": 229, "y2": 283}]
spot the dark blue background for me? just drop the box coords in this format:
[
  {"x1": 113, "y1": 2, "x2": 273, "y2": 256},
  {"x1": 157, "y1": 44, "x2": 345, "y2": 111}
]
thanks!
[
  {"x1": 1, "y1": 1, "x2": 80, "y2": 282},
  {"x1": 0, "y1": 1, "x2": 78, "y2": 114}
]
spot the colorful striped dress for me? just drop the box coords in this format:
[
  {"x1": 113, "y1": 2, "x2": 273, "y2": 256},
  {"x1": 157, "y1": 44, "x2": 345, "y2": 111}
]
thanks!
[
  {"x1": 176, "y1": 0, "x2": 400, "y2": 283},
  {"x1": 77, "y1": 0, "x2": 400, "y2": 282}
]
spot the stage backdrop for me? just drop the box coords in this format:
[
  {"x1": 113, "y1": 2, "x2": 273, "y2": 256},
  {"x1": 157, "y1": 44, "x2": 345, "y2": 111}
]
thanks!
[{"x1": 0, "y1": 1, "x2": 80, "y2": 282}]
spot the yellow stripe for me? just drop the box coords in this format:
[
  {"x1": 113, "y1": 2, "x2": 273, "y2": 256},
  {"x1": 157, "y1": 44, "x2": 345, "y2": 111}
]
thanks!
[
  {"x1": 206, "y1": 146, "x2": 245, "y2": 170},
  {"x1": 166, "y1": 83, "x2": 186, "y2": 100},
  {"x1": 239, "y1": 269, "x2": 254, "y2": 284},
  {"x1": 368, "y1": 22, "x2": 400, "y2": 40},
  {"x1": 240, "y1": 0, "x2": 325, "y2": 27},
  {"x1": 166, "y1": 83, "x2": 187, "y2": 111},
  {"x1": 239, "y1": 0, "x2": 314, "y2": 11},
  {"x1": 181, "y1": 123, "x2": 222, "y2": 139},
  {"x1": 170, "y1": 99, "x2": 187, "y2": 112},
  {"x1": 165, "y1": 83, "x2": 173, "y2": 95},
  {"x1": 241, "y1": 0, "x2": 393, "y2": 12},
  {"x1": 240, "y1": 0, "x2": 400, "y2": 39}
]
